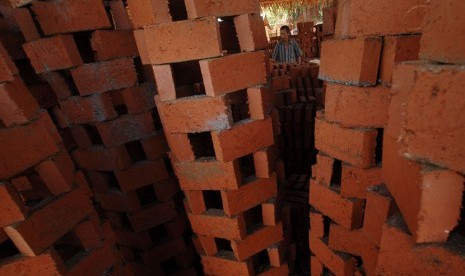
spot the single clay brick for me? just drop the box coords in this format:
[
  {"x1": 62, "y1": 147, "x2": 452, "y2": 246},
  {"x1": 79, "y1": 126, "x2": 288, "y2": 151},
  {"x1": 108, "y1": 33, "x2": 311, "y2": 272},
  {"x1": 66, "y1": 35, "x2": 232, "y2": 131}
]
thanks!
[
  {"x1": 188, "y1": 211, "x2": 246, "y2": 240},
  {"x1": 140, "y1": 237, "x2": 187, "y2": 265},
  {"x1": 185, "y1": 0, "x2": 259, "y2": 19},
  {"x1": 32, "y1": 0, "x2": 112, "y2": 35},
  {"x1": 109, "y1": 0, "x2": 132, "y2": 30},
  {"x1": 12, "y1": 8, "x2": 40, "y2": 41},
  {"x1": 144, "y1": 17, "x2": 222, "y2": 64},
  {"x1": 71, "y1": 59, "x2": 137, "y2": 96},
  {"x1": 0, "y1": 43, "x2": 17, "y2": 83},
  {"x1": 335, "y1": 0, "x2": 426, "y2": 38},
  {"x1": 0, "y1": 253, "x2": 65, "y2": 275},
  {"x1": 115, "y1": 160, "x2": 170, "y2": 192},
  {"x1": 309, "y1": 179, "x2": 364, "y2": 229},
  {"x1": 231, "y1": 223, "x2": 283, "y2": 261},
  {"x1": 23, "y1": 35, "x2": 83, "y2": 74},
  {"x1": 309, "y1": 236, "x2": 356, "y2": 276},
  {"x1": 0, "y1": 183, "x2": 27, "y2": 227},
  {"x1": 121, "y1": 83, "x2": 156, "y2": 114},
  {"x1": 314, "y1": 154, "x2": 335, "y2": 186},
  {"x1": 315, "y1": 113, "x2": 378, "y2": 168},
  {"x1": 340, "y1": 165, "x2": 382, "y2": 199},
  {"x1": 128, "y1": 201, "x2": 177, "y2": 232},
  {"x1": 310, "y1": 212, "x2": 325, "y2": 238},
  {"x1": 247, "y1": 86, "x2": 273, "y2": 120},
  {"x1": 363, "y1": 186, "x2": 395, "y2": 246},
  {"x1": 184, "y1": 190, "x2": 207, "y2": 215},
  {"x1": 379, "y1": 35, "x2": 420, "y2": 85},
  {"x1": 126, "y1": 0, "x2": 171, "y2": 29},
  {"x1": 325, "y1": 83, "x2": 390, "y2": 127},
  {"x1": 155, "y1": 94, "x2": 232, "y2": 133},
  {"x1": 234, "y1": 13, "x2": 268, "y2": 52},
  {"x1": 91, "y1": 30, "x2": 138, "y2": 61},
  {"x1": 165, "y1": 133, "x2": 195, "y2": 161},
  {"x1": 152, "y1": 64, "x2": 177, "y2": 101},
  {"x1": 67, "y1": 241, "x2": 116, "y2": 276},
  {"x1": 319, "y1": 37, "x2": 382, "y2": 85},
  {"x1": 201, "y1": 255, "x2": 252, "y2": 276},
  {"x1": 35, "y1": 150, "x2": 74, "y2": 196},
  {"x1": 404, "y1": 63, "x2": 465, "y2": 173},
  {"x1": 59, "y1": 94, "x2": 118, "y2": 125},
  {"x1": 212, "y1": 117, "x2": 274, "y2": 162},
  {"x1": 0, "y1": 77, "x2": 39, "y2": 127},
  {"x1": 140, "y1": 133, "x2": 169, "y2": 161},
  {"x1": 200, "y1": 51, "x2": 267, "y2": 97},
  {"x1": 41, "y1": 72, "x2": 72, "y2": 100},
  {"x1": 72, "y1": 146, "x2": 132, "y2": 171},
  {"x1": 96, "y1": 190, "x2": 141, "y2": 213},
  {"x1": 133, "y1": 29, "x2": 151, "y2": 65},
  {"x1": 420, "y1": 0, "x2": 465, "y2": 64}
]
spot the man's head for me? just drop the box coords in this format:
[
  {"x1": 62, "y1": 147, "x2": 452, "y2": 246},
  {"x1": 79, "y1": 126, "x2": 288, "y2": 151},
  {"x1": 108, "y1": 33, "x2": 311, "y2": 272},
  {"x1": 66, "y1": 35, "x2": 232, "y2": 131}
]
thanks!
[{"x1": 280, "y1": 25, "x2": 291, "y2": 42}]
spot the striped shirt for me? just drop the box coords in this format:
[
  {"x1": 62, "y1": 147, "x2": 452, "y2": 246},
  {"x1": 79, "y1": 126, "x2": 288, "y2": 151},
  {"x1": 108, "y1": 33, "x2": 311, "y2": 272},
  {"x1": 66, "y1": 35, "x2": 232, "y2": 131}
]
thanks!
[{"x1": 272, "y1": 39, "x2": 303, "y2": 63}]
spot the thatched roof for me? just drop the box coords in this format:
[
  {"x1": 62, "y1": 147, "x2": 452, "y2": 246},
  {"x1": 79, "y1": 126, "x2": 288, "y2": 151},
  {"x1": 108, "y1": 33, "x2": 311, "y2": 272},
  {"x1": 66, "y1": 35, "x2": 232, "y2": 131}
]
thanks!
[{"x1": 259, "y1": 0, "x2": 333, "y2": 8}]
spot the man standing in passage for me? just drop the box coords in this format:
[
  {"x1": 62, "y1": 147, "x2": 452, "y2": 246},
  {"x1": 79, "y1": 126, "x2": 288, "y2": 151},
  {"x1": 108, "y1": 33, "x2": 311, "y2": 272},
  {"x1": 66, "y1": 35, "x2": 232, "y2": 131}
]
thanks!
[{"x1": 272, "y1": 25, "x2": 303, "y2": 63}]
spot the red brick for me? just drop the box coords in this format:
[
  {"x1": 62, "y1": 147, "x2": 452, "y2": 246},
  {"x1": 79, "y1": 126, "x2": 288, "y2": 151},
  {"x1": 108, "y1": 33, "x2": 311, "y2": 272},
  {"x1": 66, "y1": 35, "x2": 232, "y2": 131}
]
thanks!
[
  {"x1": 185, "y1": 0, "x2": 259, "y2": 19},
  {"x1": 222, "y1": 175, "x2": 277, "y2": 216},
  {"x1": 379, "y1": 35, "x2": 420, "y2": 85},
  {"x1": 68, "y1": 243, "x2": 117, "y2": 275},
  {"x1": 0, "y1": 252, "x2": 65, "y2": 275},
  {"x1": 212, "y1": 117, "x2": 274, "y2": 162},
  {"x1": 23, "y1": 35, "x2": 83, "y2": 74},
  {"x1": 32, "y1": 0, "x2": 112, "y2": 35},
  {"x1": 362, "y1": 186, "x2": 395, "y2": 246},
  {"x1": 74, "y1": 221, "x2": 102, "y2": 250},
  {"x1": 165, "y1": 133, "x2": 195, "y2": 161},
  {"x1": 96, "y1": 190, "x2": 140, "y2": 213},
  {"x1": 0, "y1": 182, "x2": 26, "y2": 227},
  {"x1": 262, "y1": 199, "x2": 278, "y2": 226},
  {"x1": 200, "y1": 51, "x2": 267, "y2": 97},
  {"x1": 309, "y1": 180, "x2": 364, "y2": 229},
  {"x1": 4, "y1": 187, "x2": 92, "y2": 256},
  {"x1": 115, "y1": 160, "x2": 170, "y2": 192},
  {"x1": 0, "y1": 77, "x2": 39, "y2": 127},
  {"x1": 234, "y1": 13, "x2": 268, "y2": 52},
  {"x1": 197, "y1": 235, "x2": 217, "y2": 255},
  {"x1": 0, "y1": 121, "x2": 59, "y2": 179},
  {"x1": 72, "y1": 146, "x2": 132, "y2": 171},
  {"x1": 376, "y1": 218, "x2": 465, "y2": 275},
  {"x1": 420, "y1": 0, "x2": 465, "y2": 64},
  {"x1": 71, "y1": 59, "x2": 137, "y2": 96},
  {"x1": 141, "y1": 133, "x2": 169, "y2": 160},
  {"x1": 335, "y1": 0, "x2": 426, "y2": 38},
  {"x1": 323, "y1": 7, "x2": 336, "y2": 35},
  {"x1": 232, "y1": 223, "x2": 283, "y2": 261},
  {"x1": 35, "y1": 151, "x2": 74, "y2": 196},
  {"x1": 325, "y1": 83, "x2": 390, "y2": 127},
  {"x1": 96, "y1": 112, "x2": 154, "y2": 147},
  {"x1": 313, "y1": 154, "x2": 335, "y2": 186},
  {"x1": 188, "y1": 211, "x2": 246, "y2": 240},
  {"x1": 126, "y1": 0, "x2": 171, "y2": 29},
  {"x1": 253, "y1": 147, "x2": 277, "y2": 178},
  {"x1": 311, "y1": 256, "x2": 324, "y2": 276},
  {"x1": 35, "y1": 111, "x2": 62, "y2": 145},
  {"x1": 315, "y1": 113, "x2": 378, "y2": 168},
  {"x1": 114, "y1": 228, "x2": 152, "y2": 250},
  {"x1": 140, "y1": 237, "x2": 187, "y2": 265},
  {"x1": 319, "y1": 37, "x2": 382, "y2": 85},
  {"x1": 128, "y1": 201, "x2": 177, "y2": 232},
  {"x1": 109, "y1": 0, "x2": 132, "y2": 30},
  {"x1": 12, "y1": 8, "x2": 40, "y2": 41},
  {"x1": 309, "y1": 236, "x2": 356, "y2": 276},
  {"x1": 340, "y1": 165, "x2": 382, "y2": 199},
  {"x1": 404, "y1": 63, "x2": 465, "y2": 173},
  {"x1": 144, "y1": 17, "x2": 222, "y2": 64},
  {"x1": 152, "y1": 64, "x2": 176, "y2": 101},
  {"x1": 41, "y1": 72, "x2": 73, "y2": 100},
  {"x1": 91, "y1": 30, "x2": 138, "y2": 61},
  {"x1": 173, "y1": 158, "x2": 241, "y2": 190},
  {"x1": 201, "y1": 255, "x2": 252, "y2": 276},
  {"x1": 59, "y1": 94, "x2": 118, "y2": 125},
  {"x1": 133, "y1": 30, "x2": 150, "y2": 65},
  {"x1": 155, "y1": 94, "x2": 232, "y2": 133},
  {"x1": 248, "y1": 86, "x2": 273, "y2": 120},
  {"x1": 121, "y1": 83, "x2": 156, "y2": 114},
  {"x1": 0, "y1": 43, "x2": 16, "y2": 83}
]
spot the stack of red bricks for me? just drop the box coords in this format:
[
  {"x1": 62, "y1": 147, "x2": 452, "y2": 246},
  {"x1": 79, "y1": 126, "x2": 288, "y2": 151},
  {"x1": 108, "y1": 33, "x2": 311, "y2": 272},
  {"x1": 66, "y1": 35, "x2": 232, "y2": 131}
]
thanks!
[
  {"x1": 6, "y1": 0, "x2": 196, "y2": 274},
  {"x1": 296, "y1": 22, "x2": 317, "y2": 59},
  {"x1": 310, "y1": 0, "x2": 465, "y2": 274},
  {"x1": 0, "y1": 40, "x2": 119, "y2": 275},
  {"x1": 131, "y1": 0, "x2": 290, "y2": 274}
]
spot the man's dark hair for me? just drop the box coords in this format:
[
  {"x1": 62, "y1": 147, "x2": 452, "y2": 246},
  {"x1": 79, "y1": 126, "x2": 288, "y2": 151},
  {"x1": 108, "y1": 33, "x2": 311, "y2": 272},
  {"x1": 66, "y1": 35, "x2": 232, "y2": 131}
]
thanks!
[{"x1": 280, "y1": 25, "x2": 291, "y2": 34}]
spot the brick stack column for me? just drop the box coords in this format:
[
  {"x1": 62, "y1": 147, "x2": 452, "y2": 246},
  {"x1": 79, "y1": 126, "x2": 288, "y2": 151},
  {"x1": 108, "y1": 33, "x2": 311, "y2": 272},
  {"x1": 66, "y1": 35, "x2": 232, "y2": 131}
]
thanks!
[
  {"x1": 0, "y1": 41, "x2": 119, "y2": 274},
  {"x1": 8, "y1": 0, "x2": 196, "y2": 274},
  {"x1": 309, "y1": 0, "x2": 426, "y2": 275},
  {"x1": 133, "y1": 0, "x2": 289, "y2": 274}
]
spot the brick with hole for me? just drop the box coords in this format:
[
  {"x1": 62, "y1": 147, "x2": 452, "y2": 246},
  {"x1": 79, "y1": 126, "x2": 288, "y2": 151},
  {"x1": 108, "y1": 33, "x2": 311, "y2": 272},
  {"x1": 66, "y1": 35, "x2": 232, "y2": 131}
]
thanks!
[
  {"x1": 144, "y1": 17, "x2": 222, "y2": 64},
  {"x1": 165, "y1": 133, "x2": 196, "y2": 161},
  {"x1": 31, "y1": 0, "x2": 112, "y2": 35},
  {"x1": 115, "y1": 159, "x2": 170, "y2": 192},
  {"x1": 185, "y1": 0, "x2": 259, "y2": 19},
  {"x1": 200, "y1": 51, "x2": 267, "y2": 97},
  {"x1": 23, "y1": 35, "x2": 83, "y2": 74},
  {"x1": 4, "y1": 187, "x2": 92, "y2": 256},
  {"x1": 231, "y1": 223, "x2": 283, "y2": 261},
  {"x1": 313, "y1": 154, "x2": 335, "y2": 186},
  {"x1": 126, "y1": 0, "x2": 171, "y2": 29},
  {"x1": 91, "y1": 30, "x2": 138, "y2": 61},
  {"x1": 12, "y1": 8, "x2": 40, "y2": 42},
  {"x1": 114, "y1": 228, "x2": 152, "y2": 250},
  {"x1": 0, "y1": 77, "x2": 39, "y2": 127},
  {"x1": 222, "y1": 174, "x2": 278, "y2": 216},
  {"x1": 212, "y1": 117, "x2": 274, "y2": 162},
  {"x1": 404, "y1": 63, "x2": 465, "y2": 174},
  {"x1": 96, "y1": 112, "x2": 155, "y2": 148},
  {"x1": 324, "y1": 83, "x2": 390, "y2": 127},
  {"x1": 155, "y1": 94, "x2": 232, "y2": 134},
  {"x1": 335, "y1": 0, "x2": 426, "y2": 38},
  {"x1": 71, "y1": 58, "x2": 138, "y2": 96},
  {"x1": 315, "y1": 112, "x2": 378, "y2": 168},
  {"x1": 234, "y1": 13, "x2": 268, "y2": 52},
  {"x1": 319, "y1": 37, "x2": 382, "y2": 86},
  {"x1": 188, "y1": 211, "x2": 246, "y2": 240},
  {"x1": 59, "y1": 94, "x2": 118, "y2": 125},
  {"x1": 309, "y1": 179, "x2": 364, "y2": 229},
  {"x1": 72, "y1": 146, "x2": 132, "y2": 171}
]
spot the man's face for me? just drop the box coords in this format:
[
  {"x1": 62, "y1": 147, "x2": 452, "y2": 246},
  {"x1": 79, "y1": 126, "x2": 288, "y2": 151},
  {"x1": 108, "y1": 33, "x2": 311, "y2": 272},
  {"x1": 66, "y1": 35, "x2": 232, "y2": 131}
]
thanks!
[{"x1": 280, "y1": 29, "x2": 289, "y2": 41}]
